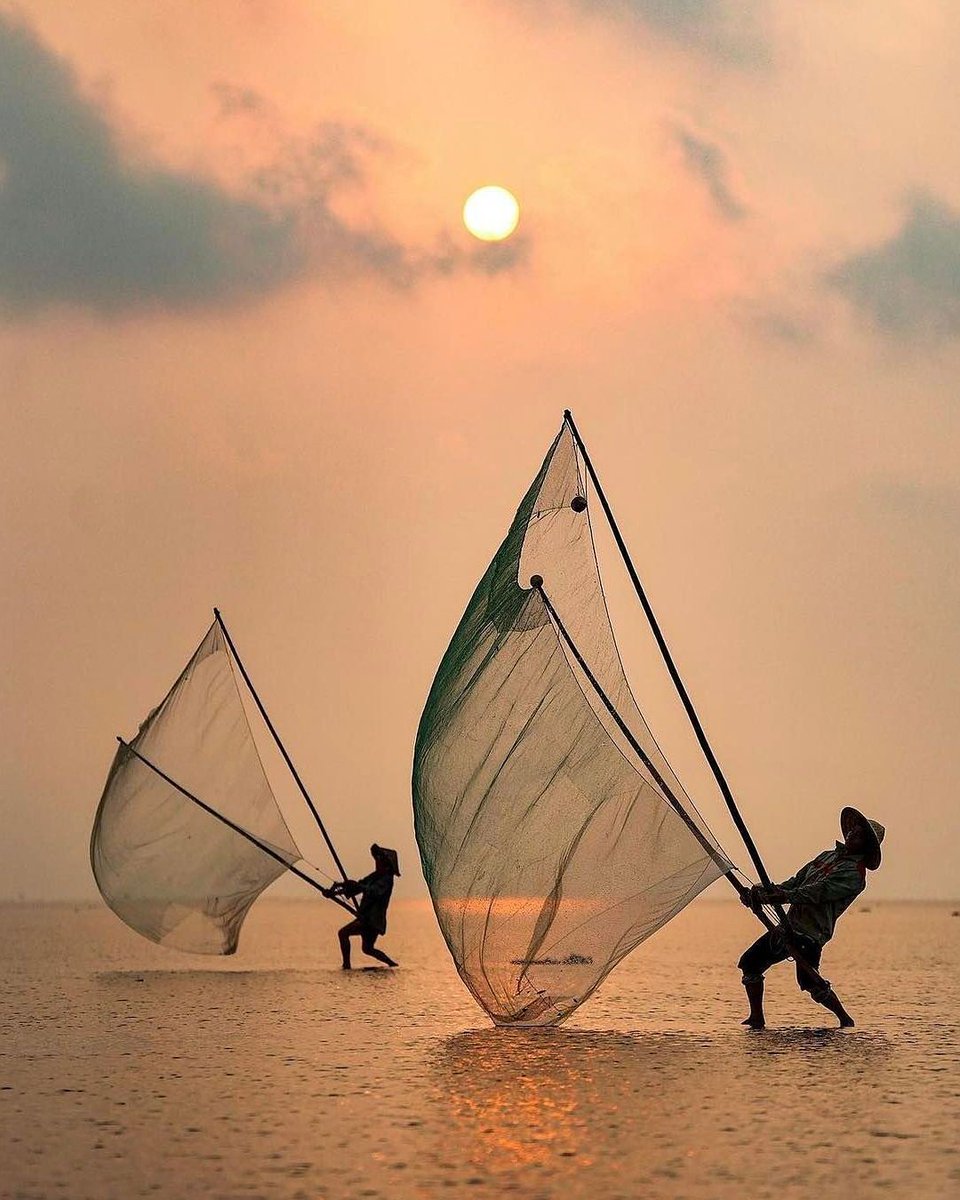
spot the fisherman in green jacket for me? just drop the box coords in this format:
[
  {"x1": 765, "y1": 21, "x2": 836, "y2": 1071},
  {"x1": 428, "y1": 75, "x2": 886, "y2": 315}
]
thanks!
[
  {"x1": 738, "y1": 807, "x2": 885, "y2": 1029},
  {"x1": 323, "y1": 845, "x2": 401, "y2": 970}
]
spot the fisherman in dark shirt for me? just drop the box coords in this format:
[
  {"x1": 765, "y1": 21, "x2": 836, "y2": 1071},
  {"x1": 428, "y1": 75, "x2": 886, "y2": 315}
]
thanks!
[
  {"x1": 323, "y1": 844, "x2": 400, "y2": 970},
  {"x1": 738, "y1": 807, "x2": 885, "y2": 1029}
]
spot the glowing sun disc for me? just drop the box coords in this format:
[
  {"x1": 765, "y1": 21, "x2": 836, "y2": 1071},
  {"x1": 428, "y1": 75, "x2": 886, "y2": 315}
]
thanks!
[{"x1": 463, "y1": 186, "x2": 520, "y2": 242}]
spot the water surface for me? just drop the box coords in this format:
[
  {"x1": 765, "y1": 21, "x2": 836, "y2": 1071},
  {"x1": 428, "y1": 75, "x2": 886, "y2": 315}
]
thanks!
[{"x1": 2, "y1": 899, "x2": 957, "y2": 1199}]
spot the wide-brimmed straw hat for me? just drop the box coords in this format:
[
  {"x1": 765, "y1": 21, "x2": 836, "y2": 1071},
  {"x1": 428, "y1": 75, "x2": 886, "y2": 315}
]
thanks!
[
  {"x1": 372, "y1": 844, "x2": 401, "y2": 876},
  {"x1": 840, "y1": 807, "x2": 884, "y2": 870}
]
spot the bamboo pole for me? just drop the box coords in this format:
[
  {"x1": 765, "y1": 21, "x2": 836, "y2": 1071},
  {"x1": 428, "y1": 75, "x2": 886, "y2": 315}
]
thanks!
[{"x1": 118, "y1": 738, "x2": 357, "y2": 917}]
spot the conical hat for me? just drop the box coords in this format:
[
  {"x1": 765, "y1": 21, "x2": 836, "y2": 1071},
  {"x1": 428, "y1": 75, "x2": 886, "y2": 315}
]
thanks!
[
  {"x1": 840, "y1": 807, "x2": 884, "y2": 870},
  {"x1": 372, "y1": 845, "x2": 401, "y2": 876}
]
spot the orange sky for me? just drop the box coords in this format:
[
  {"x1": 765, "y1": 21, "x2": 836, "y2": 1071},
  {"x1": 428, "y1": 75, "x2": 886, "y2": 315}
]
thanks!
[{"x1": 2, "y1": 1, "x2": 959, "y2": 900}]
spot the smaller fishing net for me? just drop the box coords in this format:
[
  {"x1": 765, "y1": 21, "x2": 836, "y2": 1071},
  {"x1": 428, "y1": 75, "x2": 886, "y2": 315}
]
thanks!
[{"x1": 90, "y1": 622, "x2": 303, "y2": 954}]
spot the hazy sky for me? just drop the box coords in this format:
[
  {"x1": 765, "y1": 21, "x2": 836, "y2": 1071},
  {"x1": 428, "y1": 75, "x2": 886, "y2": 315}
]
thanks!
[{"x1": 2, "y1": 1, "x2": 959, "y2": 902}]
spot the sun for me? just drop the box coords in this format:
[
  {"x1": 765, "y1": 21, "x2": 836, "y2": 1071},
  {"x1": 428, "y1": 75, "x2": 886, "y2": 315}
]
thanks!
[{"x1": 463, "y1": 186, "x2": 520, "y2": 242}]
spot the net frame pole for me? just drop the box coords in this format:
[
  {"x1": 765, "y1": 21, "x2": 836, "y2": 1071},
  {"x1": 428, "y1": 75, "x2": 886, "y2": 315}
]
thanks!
[
  {"x1": 117, "y1": 738, "x2": 358, "y2": 917},
  {"x1": 535, "y1": 582, "x2": 740, "y2": 890},
  {"x1": 212, "y1": 608, "x2": 354, "y2": 893},
  {"x1": 562, "y1": 413, "x2": 836, "y2": 995},
  {"x1": 534, "y1": 582, "x2": 831, "y2": 993},
  {"x1": 562, "y1": 411, "x2": 781, "y2": 899}
]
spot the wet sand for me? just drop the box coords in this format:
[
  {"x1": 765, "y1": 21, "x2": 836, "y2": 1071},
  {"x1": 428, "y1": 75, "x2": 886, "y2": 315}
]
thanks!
[{"x1": 1, "y1": 899, "x2": 957, "y2": 1199}]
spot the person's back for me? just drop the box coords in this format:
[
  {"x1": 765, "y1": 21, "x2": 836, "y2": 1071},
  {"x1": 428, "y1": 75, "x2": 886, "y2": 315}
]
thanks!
[
  {"x1": 780, "y1": 844, "x2": 866, "y2": 946},
  {"x1": 354, "y1": 867, "x2": 394, "y2": 935}
]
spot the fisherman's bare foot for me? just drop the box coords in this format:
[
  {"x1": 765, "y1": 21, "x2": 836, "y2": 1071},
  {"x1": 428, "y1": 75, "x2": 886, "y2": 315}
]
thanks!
[
  {"x1": 741, "y1": 1016, "x2": 765, "y2": 1029},
  {"x1": 384, "y1": 957, "x2": 399, "y2": 968},
  {"x1": 341, "y1": 964, "x2": 351, "y2": 970},
  {"x1": 838, "y1": 1015, "x2": 855, "y2": 1028}
]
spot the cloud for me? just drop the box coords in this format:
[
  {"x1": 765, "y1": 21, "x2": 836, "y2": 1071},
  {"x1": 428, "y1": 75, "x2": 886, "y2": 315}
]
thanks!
[
  {"x1": 520, "y1": 1, "x2": 767, "y2": 65},
  {"x1": 0, "y1": 13, "x2": 519, "y2": 318},
  {"x1": 868, "y1": 478, "x2": 960, "y2": 529},
  {"x1": 673, "y1": 127, "x2": 747, "y2": 220},
  {"x1": 431, "y1": 230, "x2": 532, "y2": 278},
  {"x1": 827, "y1": 195, "x2": 960, "y2": 340},
  {"x1": 743, "y1": 305, "x2": 816, "y2": 346},
  {"x1": 211, "y1": 82, "x2": 267, "y2": 118},
  {"x1": 621, "y1": 0, "x2": 765, "y2": 62}
]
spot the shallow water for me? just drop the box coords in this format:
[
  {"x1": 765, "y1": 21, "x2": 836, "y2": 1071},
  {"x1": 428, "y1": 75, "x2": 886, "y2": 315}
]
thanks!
[{"x1": 1, "y1": 899, "x2": 957, "y2": 1199}]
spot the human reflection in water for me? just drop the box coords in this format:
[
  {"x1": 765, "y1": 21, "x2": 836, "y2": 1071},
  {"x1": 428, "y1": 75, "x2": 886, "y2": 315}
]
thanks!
[{"x1": 322, "y1": 844, "x2": 400, "y2": 970}]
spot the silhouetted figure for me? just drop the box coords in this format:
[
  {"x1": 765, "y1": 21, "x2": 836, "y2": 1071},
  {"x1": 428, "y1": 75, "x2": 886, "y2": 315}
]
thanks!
[
  {"x1": 323, "y1": 844, "x2": 400, "y2": 970},
  {"x1": 738, "y1": 807, "x2": 885, "y2": 1029}
]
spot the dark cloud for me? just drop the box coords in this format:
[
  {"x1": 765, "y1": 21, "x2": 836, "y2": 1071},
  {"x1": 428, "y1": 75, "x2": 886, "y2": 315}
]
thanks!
[
  {"x1": 426, "y1": 229, "x2": 532, "y2": 284},
  {"x1": 867, "y1": 479, "x2": 960, "y2": 533},
  {"x1": 623, "y1": 0, "x2": 765, "y2": 62},
  {"x1": 211, "y1": 82, "x2": 266, "y2": 118},
  {"x1": 745, "y1": 306, "x2": 816, "y2": 346},
  {"x1": 521, "y1": 1, "x2": 767, "y2": 65},
  {"x1": 0, "y1": 14, "x2": 519, "y2": 318},
  {"x1": 827, "y1": 195, "x2": 960, "y2": 340},
  {"x1": 471, "y1": 235, "x2": 530, "y2": 274},
  {"x1": 674, "y1": 128, "x2": 747, "y2": 221}
]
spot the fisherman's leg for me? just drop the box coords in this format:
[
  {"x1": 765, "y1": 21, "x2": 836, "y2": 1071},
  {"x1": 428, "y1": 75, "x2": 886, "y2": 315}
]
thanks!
[
  {"x1": 795, "y1": 949, "x2": 854, "y2": 1028},
  {"x1": 738, "y1": 932, "x2": 786, "y2": 1029},
  {"x1": 816, "y1": 989, "x2": 855, "y2": 1028},
  {"x1": 338, "y1": 919, "x2": 363, "y2": 969},
  {"x1": 742, "y1": 978, "x2": 765, "y2": 1028},
  {"x1": 360, "y1": 930, "x2": 398, "y2": 968}
]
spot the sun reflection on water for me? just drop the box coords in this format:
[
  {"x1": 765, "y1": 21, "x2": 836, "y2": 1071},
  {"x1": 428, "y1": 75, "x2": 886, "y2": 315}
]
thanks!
[{"x1": 429, "y1": 1028, "x2": 695, "y2": 1173}]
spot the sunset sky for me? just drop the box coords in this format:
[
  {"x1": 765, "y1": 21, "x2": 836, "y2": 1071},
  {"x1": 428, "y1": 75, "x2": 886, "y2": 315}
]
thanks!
[{"x1": 2, "y1": 1, "x2": 959, "y2": 902}]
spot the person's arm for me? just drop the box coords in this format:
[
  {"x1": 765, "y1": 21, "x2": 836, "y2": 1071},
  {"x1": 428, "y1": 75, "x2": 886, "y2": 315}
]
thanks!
[
  {"x1": 742, "y1": 856, "x2": 820, "y2": 908},
  {"x1": 322, "y1": 877, "x2": 363, "y2": 898},
  {"x1": 779, "y1": 857, "x2": 864, "y2": 905},
  {"x1": 774, "y1": 855, "x2": 822, "y2": 894}
]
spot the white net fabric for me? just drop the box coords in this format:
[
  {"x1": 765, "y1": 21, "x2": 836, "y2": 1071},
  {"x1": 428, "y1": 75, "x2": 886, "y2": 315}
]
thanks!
[
  {"x1": 413, "y1": 424, "x2": 731, "y2": 1026},
  {"x1": 91, "y1": 623, "x2": 302, "y2": 954}
]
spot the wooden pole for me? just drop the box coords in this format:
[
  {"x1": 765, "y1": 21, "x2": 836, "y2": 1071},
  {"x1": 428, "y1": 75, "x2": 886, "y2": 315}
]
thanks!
[
  {"x1": 213, "y1": 608, "x2": 354, "y2": 892},
  {"x1": 562, "y1": 411, "x2": 784, "y2": 906},
  {"x1": 118, "y1": 738, "x2": 357, "y2": 917},
  {"x1": 533, "y1": 580, "x2": 830, "y2": 993}
]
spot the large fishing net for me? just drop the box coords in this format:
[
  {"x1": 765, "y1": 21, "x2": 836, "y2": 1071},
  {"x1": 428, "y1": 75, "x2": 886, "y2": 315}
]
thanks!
[
  {"x1": 90, "y1": 623, "x2": 303, "y2": 954},
  {"x1": 413, "y1": 424, "x2": 733, "y2": 1026}
]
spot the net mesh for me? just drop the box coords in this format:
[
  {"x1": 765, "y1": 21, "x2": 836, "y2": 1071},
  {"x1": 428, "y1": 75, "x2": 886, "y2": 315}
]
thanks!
[
  {"x1": 413, "y1": 424, "x2": 732, "y2": 1026},
  {"x1": 90, "y1": 622, "x2": 302, "y2": 954}
]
